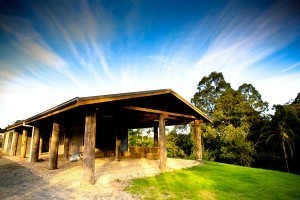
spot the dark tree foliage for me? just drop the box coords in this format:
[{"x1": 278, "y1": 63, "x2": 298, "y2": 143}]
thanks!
[
  {"x1": 293, "y1": 92, "x2": 300, "y2": 104},
  {"x1": 267, "y1": 102, "x2": 300, "y2": 173},
  {"x1": 248, "y1": 115, "x2": 283, "y2": 170},
  {"x1": 176, "y1": 133, "x2": 193, "y2": 156}
]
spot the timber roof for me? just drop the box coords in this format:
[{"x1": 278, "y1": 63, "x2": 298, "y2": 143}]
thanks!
[{"x1": 6, "y1": 89, "x2": 211, "y2": 130}]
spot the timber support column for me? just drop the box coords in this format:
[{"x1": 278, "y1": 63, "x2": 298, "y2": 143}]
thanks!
[
  {"x1": 30, "y1": 127, "x2": 40, "y2": 163},
  {"x1": 154, "y1": 127, "x2": 158, "y2": 147},
  {"x1": 195, "y1": 120, "x2": 203, "y2": 162},
  {"x1": 63, "y1": 127, "x2": 70, "y2": 159},
  {"x1": 49, "y1": 123, "x2": 60, "y2": 170},
  {"x1": 159, "y1": 114, "x2": 167, "y2": 171},
  {"x1": 11, "y1": 131, "x2": 19, "y2": 156},
  {"x1": 115, "y1": 132, "x2": 121, "y2": 161},
  {"x1": 82, "y1": 112, "x2": 96, "y2": 185},
  {"x1": 20, "y1": 129, "x2": 28, "y2": 158},
  {"x1": 39, "y1": 138, "x2": 43, "y2": 156}
]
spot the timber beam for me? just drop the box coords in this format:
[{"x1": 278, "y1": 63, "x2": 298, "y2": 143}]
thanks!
[{"x1": 123, "y1": 106, "x2": 196, "y2": 119}]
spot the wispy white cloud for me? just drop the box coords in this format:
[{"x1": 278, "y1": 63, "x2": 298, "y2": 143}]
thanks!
[
  {"x1": 33, "y1": 0, "x2": 116, "y2": 82},
  {"x1": 0, "y1": 12, "x2": 82, "y2": 87},
  {"x1": 144, "y1": 1, "x2": 300, "y2": 106},
  {"x1": 0, "y1": 0, "x2": 299, "y2": 128},
  {"x1": 280, "y1": 62, "x2": 300, "y2": 73}
]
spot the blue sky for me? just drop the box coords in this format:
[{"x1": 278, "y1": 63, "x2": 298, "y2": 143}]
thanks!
[{"x1": 0, "y1": 0, "x2": 300, "y2": 128}]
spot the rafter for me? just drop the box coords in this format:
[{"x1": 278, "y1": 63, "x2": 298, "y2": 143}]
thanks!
[{"x1": 122, "y1": 106, "x2": 196, "y2": 119}]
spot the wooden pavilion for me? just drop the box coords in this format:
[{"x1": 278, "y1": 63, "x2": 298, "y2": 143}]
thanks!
[{"x1": 2, "y1": 89, "x2": 211, "y2": 185}]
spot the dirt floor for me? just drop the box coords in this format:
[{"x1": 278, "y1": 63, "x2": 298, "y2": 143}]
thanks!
[{"x1": 0, "y1": 153, "x2": 200, "y2": 199}]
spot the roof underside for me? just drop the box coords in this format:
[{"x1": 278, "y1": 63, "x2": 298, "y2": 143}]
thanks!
[{"x1": 6, "y1": 89, "x2": 211, "y2": 130}]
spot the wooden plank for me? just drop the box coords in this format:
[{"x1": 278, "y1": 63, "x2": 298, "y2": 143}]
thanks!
[
  {"x1": 123, "y1": 106, "x2": 196, "y2": 119},
  {"x1": 49, "y1": 123, "x2": 60, "y2": 170},
  {"x1": 82, "y1": 112, "x2": 96, "y2": 185},
  {"x1": 30, "y1": 127, "x2": 40, "y2": 163},
  {"x1": 159, "y1": 114, "x2": 167, "y2": 171},
  {"x1": 195, "y1": 120, "x2": 203, "y2": 161},
  {"x1": 20, "y1": 129, "x2": 28, "y2": 158}
]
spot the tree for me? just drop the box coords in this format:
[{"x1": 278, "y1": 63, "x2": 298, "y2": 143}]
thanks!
[
  {"x1": 220, "y1": 125, "x2": 254, "y2": 166},
  {"x1": 211, "y1": 88, "x2": 255, "y2": 166},
  {"x1": 213, "y1": 88, "x2": 256, "y2": 129},
  {"x1": 293, "y1": 92, "x2": 300, "y2": 104},
  {"x1": 166, "y1": 126, "x2": 191, "y2": 158},
  {"x1": 191, "y1": 72, "x2": 264, "y2": 167},
  {"x1": 267, "y1": 123, "x2": 294, "y2": 172},
  {"x1": 238, "y1": 83, "x2": 269, "y2": 113},
  {"x1": 128, "y1": 128, "x2": 153, "y2": 147},
  {"x1": 191, "y1": 72, "x2": 231, "y2": 116},
  {"x1": 266, "y1": 103, "x2": 300, "y2": 172}
]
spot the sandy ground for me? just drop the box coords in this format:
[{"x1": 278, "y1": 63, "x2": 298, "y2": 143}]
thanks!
[{"x1": 0, "y1": 153, "x2": 200, "y2": 199}]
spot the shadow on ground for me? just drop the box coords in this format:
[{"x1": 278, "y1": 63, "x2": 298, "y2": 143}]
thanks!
[{"x1": 0, "y1": 154, "x2": 75, "y2": 200}]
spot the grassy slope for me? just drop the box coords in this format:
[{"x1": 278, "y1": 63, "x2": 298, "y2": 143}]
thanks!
[{"x1": 126, "y1": 161, "x2": 300, "y2": 200}]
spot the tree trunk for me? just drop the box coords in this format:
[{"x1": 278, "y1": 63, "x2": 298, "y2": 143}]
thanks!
[{"x1": 282, "y1": 141, "x2": 289, "y2": 173}]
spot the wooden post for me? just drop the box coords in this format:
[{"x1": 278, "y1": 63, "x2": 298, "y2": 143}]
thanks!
[
  {"x1": 20, "y1": 129, "x2": 28, "y2": 158},
  {"x1": 2, "y1": 132, "x2": 7, "y2": 153},
  {"x1": 39, "y1": 138, "x2": 43, "y2": 156},
  {"x1": 4, "y1": 132, "x2": 12, "y2": 154},
  {"x1": 195, "y1": 120, "x2": 203, "y2": 162},
  {"x1": 49, "y1": 123, "x2": 60, "y2": 170},
  {"x1": 159, "y1": 114, "x2": 167, "y2": 171},
  {"x1": 63, "y1": 127, "x2": 70, "y2": 159},
  {"x1": 115, "y1": 131, "x2": 121, "y2": 161},
  {"x1": 30, "y1": 127, "x2": 40, "y2": 163},
  {"x1": 154, "y1": 127, "x2": 158, "y2": 147},
  {"x1": 82, "y1": 112, "x2": 96, "y2": 185},
  {"x1": 11, "y1": 131, "x2": 19, "y2": 156}
]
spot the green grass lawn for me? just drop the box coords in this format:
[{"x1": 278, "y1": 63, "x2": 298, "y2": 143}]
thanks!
[{"x1": 126, "y1": 161, "x2": 300, "y2": 200}]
